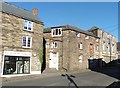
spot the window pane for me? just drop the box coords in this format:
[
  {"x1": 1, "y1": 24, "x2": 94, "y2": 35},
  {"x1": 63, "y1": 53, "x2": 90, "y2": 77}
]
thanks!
[
  {"x1": 23, "y1": 36, "x2": 26, "y2": 46},
  {"x1": 80, "y1": 43, "x2": 82, "y2": 49},
  {"x1": 56, "y1": 29, "x2": 58, "y2": 35},
  {"x1": 28, "y1": 21, "x2": 32, "y2": 30},
  {"x1": 59, "y1": 29, "x2": 61, "y2": 35},
  {"x1": 55, "y1": 42, "x2": 57, "y2": 48},
  {"x1": 27, "y1": 37, "x2": 31, "y2": 47},
  {"x1": 24, "y1": 20, "x2": 28, "y2": 29}
]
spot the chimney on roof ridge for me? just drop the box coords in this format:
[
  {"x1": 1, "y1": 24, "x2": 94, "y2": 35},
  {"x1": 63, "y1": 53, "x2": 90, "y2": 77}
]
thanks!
[{"x1": 32, "y1": 8, "x2": 38, "y2": 16}]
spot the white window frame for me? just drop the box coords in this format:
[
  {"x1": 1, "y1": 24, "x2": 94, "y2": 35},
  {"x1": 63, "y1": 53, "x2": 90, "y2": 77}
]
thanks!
[
  {"x1": 85, "y1": 35, "x2": 89, "y2": 39},
  {"x1": 46, "y1": 42, "x2": 49, "y2": 48},
  {"x1": 22, "y1": 36, "x2": 32, "y2": 48},
  {"x1": 108, "y1": 43, "x2": 110, "y2": 52},
  {"x1": 96, "y1": 38, "x2": 99, "y2": 42},
  {"x1": 112, "y1": 44, "x2": 115, "y2": 53},
  {"x1": 79, "y1": 55, "x2": 83, "y2": 63},
  {"x1": 51, "y1": 42, "x2": 57, "y2": 48},
  {"x1": 76, "y1": 32, "x2": 80, "y2": 37},
  {"x1": 51, "y1": 28, "x2": 62, "y2": 37},
  {"x1": 79, "y1": 43, "x2": 83, "y2": 49},
  {"x1": 24, "y1": 20, "x2": 33, "y2": 31},
  {"x1": 95, "y1": 45, "x2": 99, "y2": 51},
  {"x1": 103, "y1": 42, "x2": 106, "y2": 52}
]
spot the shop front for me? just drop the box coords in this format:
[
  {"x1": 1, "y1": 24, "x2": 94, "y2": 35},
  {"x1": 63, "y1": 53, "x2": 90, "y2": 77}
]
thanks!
[
  {"x1": 3, "y1": 56, "x2": 30, "y2": 75},
  {"x1": 1, "y1": 51, "x2": 32, "y2": 77}
]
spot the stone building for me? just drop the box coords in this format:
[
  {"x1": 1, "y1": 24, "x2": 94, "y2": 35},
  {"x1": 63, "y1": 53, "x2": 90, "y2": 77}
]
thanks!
[
  {"x1": 0, "y1": 2, "x2": 44, "y2": 77},
  {"x1": 44, "y1": 25, "x2": 100, "y2": 71},
  {"x1": 117, "y1": 42, "x2": 120, "y2": 63},
  {"x1": 88, "y1": 26, "x2": 117, "y2": 64}
]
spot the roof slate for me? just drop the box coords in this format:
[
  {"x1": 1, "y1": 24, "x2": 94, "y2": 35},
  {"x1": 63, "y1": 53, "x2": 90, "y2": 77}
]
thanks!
[{"x1": 1, "y1": 2, "x2": 43, "y2": 25}]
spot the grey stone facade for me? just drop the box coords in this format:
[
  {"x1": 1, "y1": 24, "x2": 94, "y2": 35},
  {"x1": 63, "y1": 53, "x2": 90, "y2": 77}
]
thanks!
[{"x1": 0, "y1": 2, "x2": 43, "y2": 77}]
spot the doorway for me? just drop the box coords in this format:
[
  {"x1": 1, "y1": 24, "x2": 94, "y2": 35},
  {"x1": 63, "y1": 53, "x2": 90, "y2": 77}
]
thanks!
[{"x1": 49, "y1": 52, "x2": 58, "y2": 70}]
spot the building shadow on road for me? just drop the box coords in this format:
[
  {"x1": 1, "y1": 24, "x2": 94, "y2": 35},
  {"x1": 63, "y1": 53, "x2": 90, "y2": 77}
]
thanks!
[
  {"x1": 106, "y1": 81, "x2": 120, "y2": 88},
  {"x1": 88, "y1": 58, "x2": 120, "y2": 88},
  {"x1": 88, "y1": 59, "x2": 120, "y2": 80}
]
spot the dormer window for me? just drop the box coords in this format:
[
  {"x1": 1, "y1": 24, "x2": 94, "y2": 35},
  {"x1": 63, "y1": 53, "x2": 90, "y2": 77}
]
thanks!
[
  {"x1": 52, "y1": 28, "x2": 62, "y2": 37},
  {"x1": 24, "y1": 20, "x2": 33, "y2": 31},
  {"x1": 76, "y1": 32, "x2": 80, "y2": 37},
  {"x1": 85, "y1": 35, "x2": 89, "y2": 39}
]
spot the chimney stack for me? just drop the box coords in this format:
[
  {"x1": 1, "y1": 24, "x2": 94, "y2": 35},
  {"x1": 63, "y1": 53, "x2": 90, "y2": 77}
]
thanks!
[{"x1": 32, "y1": 8, "x2": 38, "y2": 16}]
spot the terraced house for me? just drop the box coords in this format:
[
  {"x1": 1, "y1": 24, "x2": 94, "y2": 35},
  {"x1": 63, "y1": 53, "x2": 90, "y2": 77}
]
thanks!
[
  {"x1": 88, "y1": 27, "x2": 117, "y2": 64},
  {"x1": 0, "y1": 2, "x2": 44, "y2": 77},
  {"x1": 44, "y1": 25, "x2": 100, "y2": 71}
]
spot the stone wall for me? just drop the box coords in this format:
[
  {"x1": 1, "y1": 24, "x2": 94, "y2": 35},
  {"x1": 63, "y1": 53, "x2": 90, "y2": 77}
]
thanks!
[
  {"x1": 44, "y1": 29, "x2": 98, "y2": 71},
  {"x1": 91, "y1": 29, "x2": 117, "y2": 64},
  {"x1": 1, "y1": 12, "x2": 43, "y2": 72}
]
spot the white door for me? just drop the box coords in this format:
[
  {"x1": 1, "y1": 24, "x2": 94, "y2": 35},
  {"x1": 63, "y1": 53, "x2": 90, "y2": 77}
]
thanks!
[{"x1": 49, "y1": 52, "x2": 58, "y2": 70}]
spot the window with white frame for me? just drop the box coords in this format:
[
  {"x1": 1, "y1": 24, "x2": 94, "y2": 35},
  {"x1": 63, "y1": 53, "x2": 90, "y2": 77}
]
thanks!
[
  {"x1": 95, "y1": 45, "x2": 99, "y2": 51},
  {"x1": 103, "y1": 42, "x2": 106, "y2": 51},
  {"x1": 79, "y1": 42, "x2": 83, "y2": 49},
  {"x1": 24, "y1": 20, "x2": 33, "y2": 31},
  {"x1": 22, "y1": 36, "x2": 32, "y2": 48},
  {"x1": 51, "y1": 42, "x2": 57, "y2": 48},
  {"x1": 79, "y1": 55, "x2": 83, "y2": 63},
  {"x1": 112, "y1": 44, "x2": 115, "y2": 53},
  {"x1": 85, "y1": 35, "x2": 89, "y2": 39},
  {"x1": 96, "y1": 38, "x2": 99, "y2": 42},
  {"x1": 102, "y1": 32, "x2": 104, "y2": 38},
  {"x1": 46, "y1": 42, "x2": 49, "y2": 48},
  {"x1": 52, "y1": 28, "x2": 62, "y2": 37},
  {"x1": 108, "y1": 43, "x2": 110, "y2": 52},
  {"x1": 76, "y1": 32, "x2": 80, "y2": 37}
]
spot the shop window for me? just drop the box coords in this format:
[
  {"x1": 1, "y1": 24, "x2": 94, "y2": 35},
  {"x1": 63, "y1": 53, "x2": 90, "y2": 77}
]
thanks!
[{"x1": 3, "y1": 56, "x2": 30, "y2": 75}]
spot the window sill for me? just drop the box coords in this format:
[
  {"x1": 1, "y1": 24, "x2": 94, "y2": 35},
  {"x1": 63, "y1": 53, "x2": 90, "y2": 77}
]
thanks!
[
  {"x1": 52, "y1": 35, "x2": 62, "y2": 37},
  {"x1": 23, "y1": 28, "x2": 33, "y2": 32},
  {"x1": 22, "y1": 46, "x2": 32, "y2": 49}
]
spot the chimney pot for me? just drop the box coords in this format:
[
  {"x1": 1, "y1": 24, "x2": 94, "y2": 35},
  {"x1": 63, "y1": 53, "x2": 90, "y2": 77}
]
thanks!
[{"x1": 32, "y1": 8, "x2": 38, "y2": 16}]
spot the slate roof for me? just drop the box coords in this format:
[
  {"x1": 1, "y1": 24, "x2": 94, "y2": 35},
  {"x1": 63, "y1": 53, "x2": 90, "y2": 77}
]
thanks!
[
  {"x1": 88, "y1": 26, "x2": 115, "y2": 37},
  {"x1": 1, "y1": 2, "x2": 43, "y2": 25},
  {"x1": 44, "y1": 25, "x2": 99, "y2": 38}
]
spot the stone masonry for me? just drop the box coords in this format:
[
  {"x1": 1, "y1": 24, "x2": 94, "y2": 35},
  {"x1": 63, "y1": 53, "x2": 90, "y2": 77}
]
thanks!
[{"x1": 1, "y1": 9, "x2": 43, "y2": 76}]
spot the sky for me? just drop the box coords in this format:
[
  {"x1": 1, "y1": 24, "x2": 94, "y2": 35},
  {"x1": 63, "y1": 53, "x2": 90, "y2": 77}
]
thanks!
[{"x1": 8, "y1": 2, "x2": 118, "y2": 41}]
